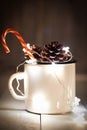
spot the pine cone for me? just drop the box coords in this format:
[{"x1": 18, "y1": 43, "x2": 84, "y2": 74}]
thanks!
[
  {"x1": 31, "y1": 44, "x2": 42, "y2": 60},
  {"x1": 24, "y1": 44, "x2": 42, "y2": 60},
  {"x1": 41, "y1": 41, "x2": 71, "y2": 62}
]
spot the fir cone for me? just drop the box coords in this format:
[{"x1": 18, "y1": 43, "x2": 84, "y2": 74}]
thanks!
[
  {"x1": 41, "y1": 41, "x2": 71, "y2": 62},
  {"x1": 31, "y1": 44, "x2": 42, "y2": 60},
  {"x1": 24, "y1": 44, "x2": 42, "y2": 60}
]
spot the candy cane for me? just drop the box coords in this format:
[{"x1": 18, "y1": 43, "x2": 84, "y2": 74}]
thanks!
[{"x1": 1, "y1": 28, "x2": 34, "y2": 59}]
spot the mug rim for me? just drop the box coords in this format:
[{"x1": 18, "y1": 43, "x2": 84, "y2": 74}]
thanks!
[{"x1": 25, "y1": 59, "x2": 76, "y2": 65}]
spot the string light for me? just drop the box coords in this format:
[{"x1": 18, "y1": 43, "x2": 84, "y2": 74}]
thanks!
[{"x1": 62, "y1": 46, "x2": 70, "y2": 53}]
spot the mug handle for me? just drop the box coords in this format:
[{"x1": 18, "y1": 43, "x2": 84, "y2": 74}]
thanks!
[{"x1": 8, "y1": 72, "x2": 26, "y2": 100}]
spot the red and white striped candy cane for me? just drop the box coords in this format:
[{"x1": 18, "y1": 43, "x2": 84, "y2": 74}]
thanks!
[{"x1": 1, "y1": 28, "x2": 34, "y2": 59}]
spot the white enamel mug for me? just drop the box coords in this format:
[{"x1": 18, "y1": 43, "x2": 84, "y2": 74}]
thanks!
[{"x1": 8, "y1": 61, "x2": 76, "y2": 114}]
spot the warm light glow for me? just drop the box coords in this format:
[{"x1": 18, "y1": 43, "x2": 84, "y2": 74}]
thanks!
[
  {"x1": 25, "y1": 59, "x2": 37, "y2": 64},
  {"x1": 63, "y1": 46, "x2": 70, "y2": 53},
  {"x1": 47, "y1": 63, "x2": 64, "y2": 76},
  {"x1": 32, "y1": 92, "x2": 50, "y2": 113},
  {"x1": 23, "y1": 43, "x2": 31, "y2": 52},
  {"x1": 27, "y1": 43, "x2": 31, "y2": 49}
]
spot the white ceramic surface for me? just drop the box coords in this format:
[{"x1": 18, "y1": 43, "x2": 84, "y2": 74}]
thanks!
[{"x1": 8, "y1": 62, "x2": 76, "y2": 114}]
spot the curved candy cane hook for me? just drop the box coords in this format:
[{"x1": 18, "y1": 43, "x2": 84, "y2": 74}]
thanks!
[{"x1": 1, "y1": 28, "x2": 34, "y2": 59}]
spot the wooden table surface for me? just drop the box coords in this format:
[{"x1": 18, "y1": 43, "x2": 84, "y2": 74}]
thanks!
[{"x1": 0, "y1": 95, "x2": 87, "y2": 130}]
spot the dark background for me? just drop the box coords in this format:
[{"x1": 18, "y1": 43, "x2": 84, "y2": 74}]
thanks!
[
  {"x1": 0, "y1": 0, "x2": 87, "y2": 104},
  {"x1": 0, "y1": 0, "x2": 87, "y2": 74}
]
